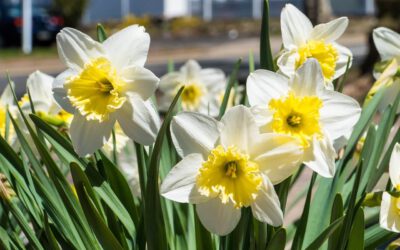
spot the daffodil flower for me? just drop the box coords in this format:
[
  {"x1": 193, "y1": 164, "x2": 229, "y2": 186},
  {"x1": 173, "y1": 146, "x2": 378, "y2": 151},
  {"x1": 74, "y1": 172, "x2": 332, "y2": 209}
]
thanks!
[
  {"x1": 52, "y1": 25, "x2": 160, "y2": 156},
  {"x1": 366, "y1": 28, "x2": 400, "y2": 113},
  {"x1": 158, "y1": 60, "x2": 226, "y2": 116},
  {"x1": 19, "y1": 71, "x2": 73, "y2": 125},
  {"x1": 0, "y1": 85, "x2": 16, "y2": 140},
  {"x1": 380, "y1": 143, "x2": 400, "y2": 232},
  {"x1": 160, "y1": 105, "x2": 302, "y2": 235},
  {"x1": 278, "y1": 4, "x2": 352, "y2": 85},
  {"x1": 247, "y1": 59, "x2": 361, "y2": 177}
]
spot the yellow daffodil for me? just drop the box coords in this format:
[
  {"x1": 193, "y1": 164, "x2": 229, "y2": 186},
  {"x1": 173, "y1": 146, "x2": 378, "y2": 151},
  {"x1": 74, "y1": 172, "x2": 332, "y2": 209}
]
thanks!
[
  {"x1": 161, "y1": 106, "x2": 302, "y2": 235},
  {"x1": 52, "y1": 25, "x2": 160, "y2": 156},
  {"x1": 380, "y1": 143, "x2": 400, "y2": 232},
  {"x1": 278, "y1": 4, "x2": 352, "y2": 86},
  {"x1": 247, "y1": 59, "x2": 361, "y2": 177},
  {"x1": 366, "y1": 28, "x2": 400, "y2": 113},
  {"x1": 158, "y1": 60, "x2": 226, "y2": 116}
]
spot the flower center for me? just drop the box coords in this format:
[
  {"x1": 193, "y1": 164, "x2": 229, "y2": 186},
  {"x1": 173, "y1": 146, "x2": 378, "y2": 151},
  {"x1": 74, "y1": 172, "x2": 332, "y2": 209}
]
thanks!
[
  {"x1": 181, "y1": 83, "x2": 203, "y2": 111},
  {"x1": 196, "y1": 145, "x2": 262, "y2": 208},
  {"x1": 65, "y1": 57, "x2": 127, "y2": 122},
  {"x1": 269, "y1": 92, "x2": 323, "y2": 147},
  {"x1": 296, "y1": 40, "x2": 338, "y2": 81}
]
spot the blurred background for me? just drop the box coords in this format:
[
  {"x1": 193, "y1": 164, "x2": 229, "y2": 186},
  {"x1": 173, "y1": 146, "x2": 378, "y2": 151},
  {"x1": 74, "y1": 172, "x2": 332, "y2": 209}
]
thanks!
[{"x1": 0, "y1": 0, "x2": 399, "y2": 101}]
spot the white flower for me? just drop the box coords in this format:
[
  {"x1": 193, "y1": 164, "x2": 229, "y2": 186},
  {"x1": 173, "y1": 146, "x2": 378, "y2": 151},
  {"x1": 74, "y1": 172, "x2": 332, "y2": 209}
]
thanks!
[
  {"x1": 247, "y1": 59, "x2": 361, "y2": 178},
  {"x1": 0, "y1": 84, "x2": 16, "y2": 141},
  {"x1": 380, "y1": 143, "x2": 400, "y2": 232},
  {"x1": 52, "y1": 25, "x2": 160, "y2": 156},
  {"x1": 160, "y1": 105, "x2": 302, "y2": 235},
  {"x1": 20, "y1": 71, "x2": 73, "y2": 125},
  {"x1": 278, "y1": 4, "x2": 352, "y2": 85},
  {"x1": 158, "y1": 60, "x2": 226, "y2": 116},
  {"x1": 366, "y1": 28, "x2": 400, "y2": 113}
]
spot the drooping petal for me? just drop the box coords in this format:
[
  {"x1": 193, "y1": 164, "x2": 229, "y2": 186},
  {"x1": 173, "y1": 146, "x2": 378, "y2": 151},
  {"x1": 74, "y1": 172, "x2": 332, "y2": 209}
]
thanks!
[
  {"x1": 250, "y1": 105, "x2": 274, "y2": 133},
  {"x1": 247, "y1": 70, "x2": 289, "y2": 106},
  {"x1": 277, "y1": 50, "x2": 298, "y2": 78},
  {"x1": 160, "y1": 153, "x2": 209, "y2": 204},
  {"x1": 220, "y1": 105, "x2": 259, "y2": 153},
  {"x1": 380, "y1": 192, "x2": 400, "y2": 233},
  {"x1": 373, "y1": 27, "x2": 400, "y2": 61},
  {"x1": 303, "y1": 134, "x2": 336, "y2": 178},
  {"x1": 170, "y1": 112, "x2": 221, "y2": 158},
  {"x1": 291, "y1": 59, "x2": 325, "y2": 96},
  {"x1": 103, "y1": 25, "x2": 150, "y2": 69},
  {"x1": 280, "y1": 3, "x2": 313, "y2": 48},
  {"x1": 333, "y1": 43, "x2": 353, "y2": 80},
  {"x1": 26, "y1": 71, "x2": 54, "y2": 112},
  {"x1": 52, "y1": 69, "x2": 78, "y2": 113},
  {"x1": 319, "y1": 90, "x2": 361, "y2": 142},
  {"x1": 196, "y1": 198, "x2": 241, "y2": 236},
  {"x1": 251, "y1": 175, "x2": 283, "y2": 226},
  {"x1": 252, "y1": 134, "x2": 303, "y2": 184},
  {"x1": 69, "y1": 113, "x2": 114, "y2": 156},
  {"x1": 120, "y1": 66, "x2": 159, "y2": 100},
  {"x1": 56, "y1": 28, "x2": 105, "y2": 71},
  {"x1": 310, "y1": 17, "x2": 348, "y2": 42},
  {"x1": 389, "y1": 143, "x2": 400, "y2": 187},
  {"x1": 117, "y1": 94, "x2": 159, "y2": 145}
]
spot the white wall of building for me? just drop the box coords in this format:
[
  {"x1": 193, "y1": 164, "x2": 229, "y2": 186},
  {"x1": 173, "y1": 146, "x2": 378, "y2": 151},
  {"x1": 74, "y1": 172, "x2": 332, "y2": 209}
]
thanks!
[{"x1": 164, "y1": 0, "x2": 190, "y2": 18}]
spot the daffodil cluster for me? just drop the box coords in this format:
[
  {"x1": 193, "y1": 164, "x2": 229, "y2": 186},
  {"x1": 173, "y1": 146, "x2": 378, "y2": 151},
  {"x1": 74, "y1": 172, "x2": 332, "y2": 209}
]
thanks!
[{"x1": 2, "y1": 2, "x2": 400, "y2": 247}]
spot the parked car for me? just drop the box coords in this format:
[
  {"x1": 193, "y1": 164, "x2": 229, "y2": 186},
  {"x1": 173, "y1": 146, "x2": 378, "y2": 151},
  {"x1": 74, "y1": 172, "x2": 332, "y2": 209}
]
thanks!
[{"x1": 0, "y1": 0, "x2": 64, "y2": 47}]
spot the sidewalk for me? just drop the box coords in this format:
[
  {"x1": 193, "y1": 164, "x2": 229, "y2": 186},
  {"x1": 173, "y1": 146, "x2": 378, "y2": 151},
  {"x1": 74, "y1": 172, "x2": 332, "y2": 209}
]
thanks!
[{"x1": 0, "y1": 33, "x2": 368, "y2": 77}]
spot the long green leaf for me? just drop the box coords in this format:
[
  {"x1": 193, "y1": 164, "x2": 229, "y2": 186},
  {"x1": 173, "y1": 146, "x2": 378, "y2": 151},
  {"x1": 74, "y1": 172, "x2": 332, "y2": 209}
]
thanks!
[
  {"x1": 347, "y1": 207, "x2": 364, "y2": 250},
  {"x1": 218, "y1": 59, "x2": 242, "y2": 119},
  {"x1": 266, "y1": 228, "x2": 286, "y2": 250},
  {"x1": 144, "y1": 86, "x2": 184, "y2": 250},
  {"x1": 328, "y1": 194, "x2": 344, "y2": 250},
  {"x1": 304, "y1": 217, "x2": 345, "y2": 250},
  {"x1": 260, "y1": 0, "x2": 274, "y2": 70}
]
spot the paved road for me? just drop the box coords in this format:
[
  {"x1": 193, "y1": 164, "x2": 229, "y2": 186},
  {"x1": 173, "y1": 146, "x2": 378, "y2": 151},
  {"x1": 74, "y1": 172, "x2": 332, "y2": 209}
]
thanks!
[{"x1": 0, "y1": 43, "x2": 368, "y2": 97}]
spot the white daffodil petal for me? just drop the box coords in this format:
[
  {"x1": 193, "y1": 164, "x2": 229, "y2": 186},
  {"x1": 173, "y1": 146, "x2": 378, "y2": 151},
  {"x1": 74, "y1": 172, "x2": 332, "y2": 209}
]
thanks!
[
  {"x1": 303, "y1": 134, "x2": 336, "y2": 178},
  {"x1": 310, "y1": 17, "x2": 348, "y2": 42},
  {"x1": 181, "y1": 60, "x2": 202, "y2": 80},
  {"x1": 319, "y1": 90, "x2": 361, "y2": 142},
  {"x1": 247, "y1": 70, "x2": 289, "y2": 106},
  {"x1": 70, "y1": 113, "x2": 114, "y2": 156},
  {"x1": 333, "y1": 43, "x2": 353, "y2": 80},
  {"x1": 251, "y1": 175, "x2": 283, "y2": 226},
  {"x1": 277, "y1": 50, "x2": 298, "y2": 78},
  {"x1": 121, "y1": 66, "x2": 159, "y2": 100},
  {"x1": 373, "y1": 27, "x2": 400, "y2": 61},
  {"x1": 252, "y1": 134, "x2": 302, "y2": 184},
  {"x1": 26, "y1": 71, "x2": 54, "y2": 111},
  {"x1": 281, "y1": 3, "x2": 313, "y2": 48},
  {"x1": 0, "y1": 84, "x2": 14, "y2": 106},
  {"x1": 159, "y1": 72, "x2": 182, "y2": 92},
  {"x1": 380, "y1": 192, "x2": 400, "y2": 233},
  {"x1": 56, "y1": 28, "x2": 104, "y2": 71},
  {"x1": 291, "y1": 59, "x2": 325, "y2": 96},
  {"x1": 170, "y1": 112, "x2": 221, "y2": 158},
  {"x1": 117, "y1": 95, "x2": 160, "y2": 145},
  {"x1": 250, "y1": 105, "x2": 274, "y2": 132},
  {"x1": 160, "y1": 153, "x2": 209, "y2": 204},
  {"x1": 196, "y1": 198, "x2": 241, "y2": 236},
  {"x1": 53, "y1": 69, "x2": 77, "y2": 113},
  {"x1": 103, "y1": 25, "x2": 150, "y2": 69},
  {"x1": 220, "y1": 105, "x2": 259, "y2": 153},
  {"x1": 198, "y1": 68, "x2": 226, "y2": 93},
  {"x1": 389, "y1": 143, "x2": 400, "y2": 187}
]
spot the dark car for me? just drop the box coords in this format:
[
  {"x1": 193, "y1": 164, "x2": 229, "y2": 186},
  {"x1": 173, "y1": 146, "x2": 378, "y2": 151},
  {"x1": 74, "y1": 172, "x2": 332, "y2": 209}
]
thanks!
[{"x1": 0, "y1": 0, "x2": 64, "y2": 47}]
